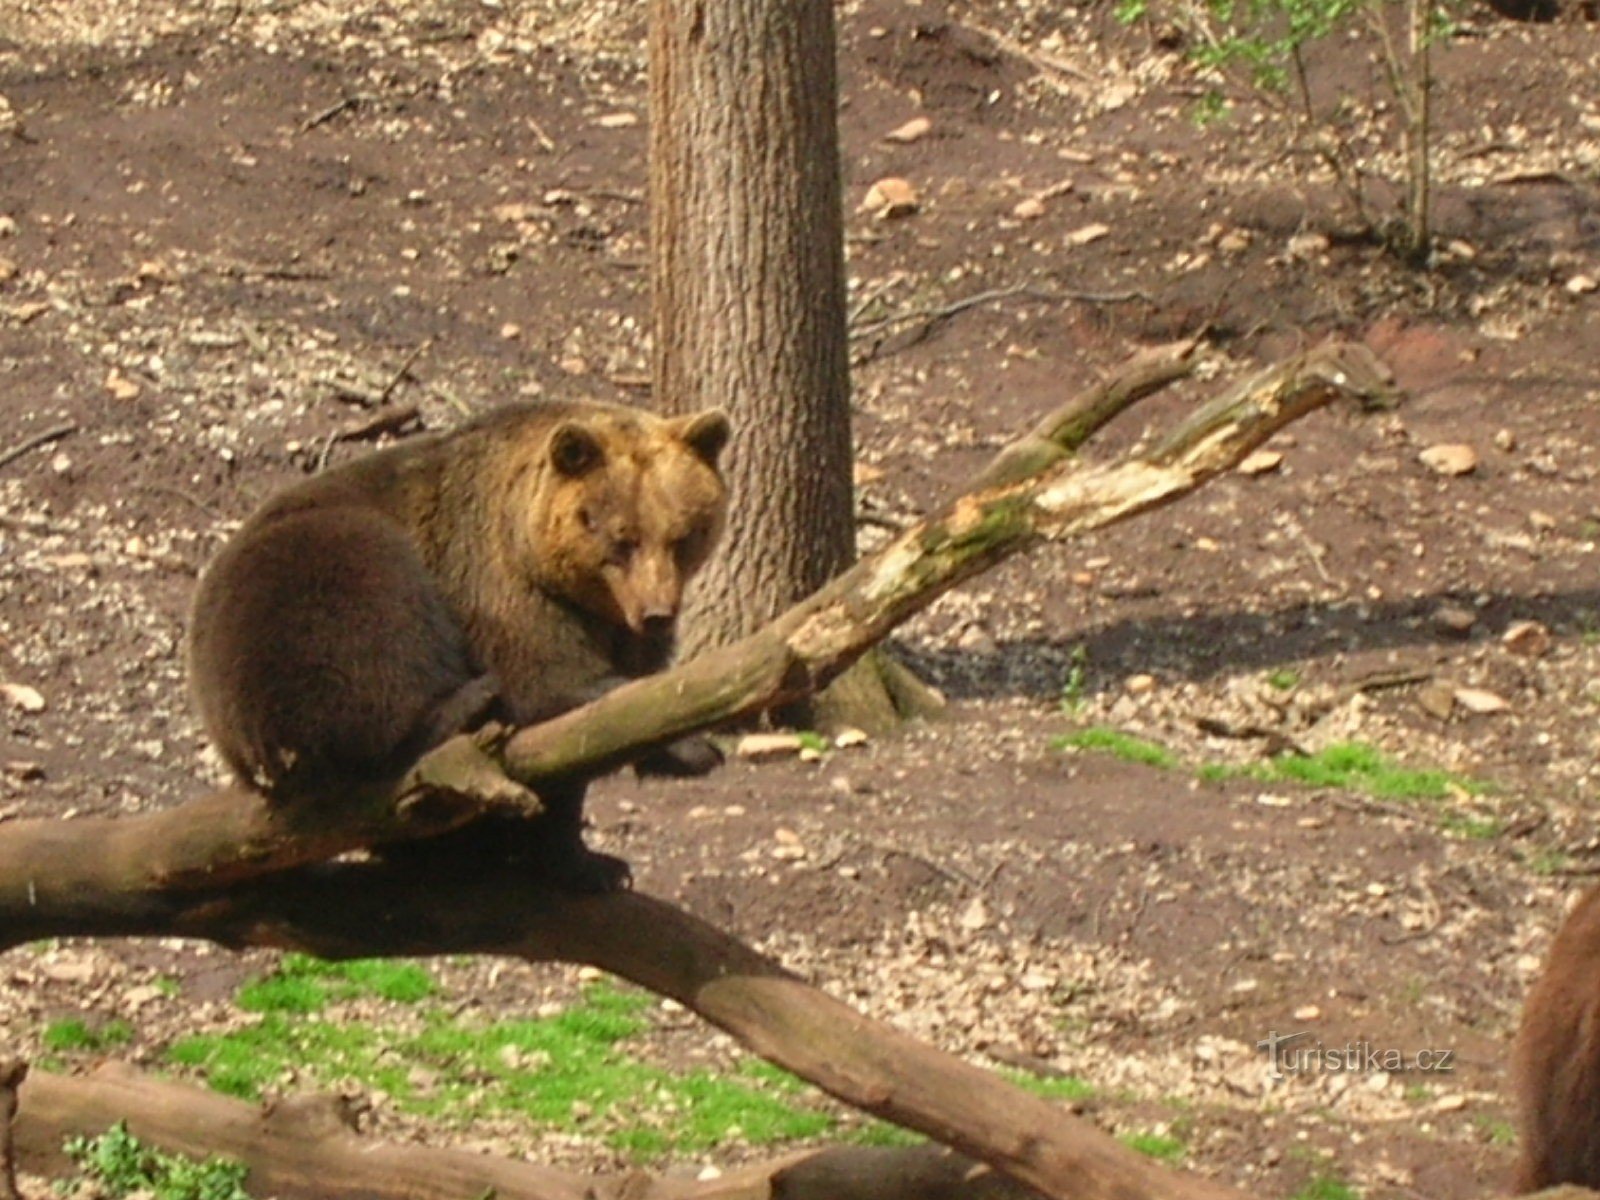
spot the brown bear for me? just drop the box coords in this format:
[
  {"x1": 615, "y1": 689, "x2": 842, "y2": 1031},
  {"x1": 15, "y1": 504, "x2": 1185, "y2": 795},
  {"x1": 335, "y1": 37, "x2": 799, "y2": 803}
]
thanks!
[
  {"x1": 187, "y1": 399, "x2": 730, "y2": 890},
  {"x1": 1511, "y1": 881, "x2": 1600, "y2": 1191}
]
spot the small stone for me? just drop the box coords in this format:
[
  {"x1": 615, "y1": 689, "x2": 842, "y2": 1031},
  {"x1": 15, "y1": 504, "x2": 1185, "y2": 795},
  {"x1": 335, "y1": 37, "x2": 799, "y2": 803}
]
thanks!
[
  {"x1": 1431, "y1": 605, "x2": 1476, "y2": 637},
  {"x1": 596, "y1": 111, "x2": 639, "y2": 129},
  {"x1": 499, "y1": 322, "x2": 522, "y2": 340},
  {"x1": 0, "y1": 257, "x2": 16, "y2": 283},
  {"x1": 958, "y1": 896, "x2": 990, "y2": 931},
  {"x1": 1286, "y1": 231, "x2": 1330, "y2": 260},
  {"x1": 1, "y1": 683, "x2": 45, "y2": 713},
  {"x1": 860, "y1": 177, "x2": 919, "y2": 219},
  {"x1": 105, "y1": 369, "x2": 141, "y2": 401},
  {"x1": 735, "y1": 733, "x2": 805, "y2": 761},
  {"x1": 1502, "y1": 620, "x2": 1551, "y2": 658},
  {"x1": 1238, "y1": 449, "x2": 1283, "y2": 476},
  {"x1": 1417, "y1": 682, "x2": 1456, "y2": 721},
  {"x1": 1529, "y1": 511, "x2": 1557, "y2": 532},
  {"x1": 1419, "y1": 443, "x2": 1478, "y2": 476},
  {"x1": 883, "y1": 116, "x2": 932, "y2": 143},
  {"x1": 1065, "y1": 223, "x2": 1109, "y2": 247},
  {"x1": 1493, "y1": 427, "x2": 1517, "y2": 452},
  {"x1": 1565, "y1": 274, "x2": 1598, "y2": 295},
  {"x1": 834, "y1": 727, "x2": 869, "y2": 749},
  {"x1": 1012, "y1": 196, "x2": 1046, "y2": 220},
  {"x1": 1217, "y1": 229, "x2": 1252, "y2": 254},
  {"x1": 1293, "y1": 1004, "x2": 1321, "y2": 1021},
  {"x1": 1454, "y1": 686, "x2": 1509, "y2": 714},
  {"x1": 1125, "y1": 674, "x2": 1156, "y2": 695},
  {"x1": 4, "y1": 760, "x2": 44, "y2": 781}
]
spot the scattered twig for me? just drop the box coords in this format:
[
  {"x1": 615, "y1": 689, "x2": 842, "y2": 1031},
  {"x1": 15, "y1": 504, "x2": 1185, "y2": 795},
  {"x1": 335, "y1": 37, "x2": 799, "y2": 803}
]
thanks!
[
  {"x1": 849, "y1": 282, "x2": 1139, "y2": 341},
  {"x1": 964, "y1": 18, "x2": 1094, "y2": 94},
  {"x1": 847, "y1": 272, "x2": 906, "y2": 325},
  {"x1": 299, "y1": 94, "x2": 370, "y2": 133},
  {"x1": 1193, "y1": 716, "x2": 1309, "y2": 759},
  {"x1": 1345, "y1": 668, "x2": 1433, "y2": 696},
  {"x1": 525, "y1": 116, "x2": 557, "y2": 153},
  {"x1": 378, "y1": 338, "x2": 433, "y2": 405},
  {"x1": 0, "y1": 422, "x2": 77, "y2": 473},
  {"x1": 334, "y1": 405, "x2": 423, "y2": 444},
  {"x1": 136, "y1": 484, "x2": 223, "y2": 521}
]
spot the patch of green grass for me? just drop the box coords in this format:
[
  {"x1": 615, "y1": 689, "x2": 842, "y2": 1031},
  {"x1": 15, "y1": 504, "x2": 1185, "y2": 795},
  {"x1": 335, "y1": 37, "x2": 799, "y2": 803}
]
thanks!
[
  {"x1": 1258, "y1": 743, "x2": 1482, "y2": 799},
  {"x1": 167, "y1": 982, "x2": 832, "y2": 1157},
  {"x1": 794, "y1": 730, "x2": 831, "y2": 755},
  {"x1": 44, "y1": 1018, "x2": 134, "y2": 1054},
  {"x1": 1475, "y1": 1115, "x2": 1517, "y2": 1146},
  {"x1": 1120, "y1": 1130, "x2": 1185, "y2": 1162},
  {"x1": 1291, "y1": 1174, "x2": 1361, "y2": 1200},
  {"x1": 1526, "y1": 847, "x2": 1572, "y2": 876},
  {"x1": 846, "y1": 1121, "x2": 926, "y2": 1147},
  {"x1": 1439, "y1": 813, "x2": 1503, "y2": 841},
  {"x1": 1052, "y1": 726, "x2": 1179, "y2": 771},
  {"x1": 1204, "y1": 742, "x2": 1488, "y2": 801},
  {"x1": 1059, "y1": 645, "x2": 1090, "y2": 715},
  {"x1": 1000, "y1": 1070, "x2": 1096, "y2": 1103},
  {"x1": 1266, "y1": 669, "x2": 1300, "y2": 691},
  {"x1": 235, "y1": 954, "x2": 438, "y2": 1014},
  {"x1": 60, "y1": 1123, "x2": 254, "y2": 1200}
]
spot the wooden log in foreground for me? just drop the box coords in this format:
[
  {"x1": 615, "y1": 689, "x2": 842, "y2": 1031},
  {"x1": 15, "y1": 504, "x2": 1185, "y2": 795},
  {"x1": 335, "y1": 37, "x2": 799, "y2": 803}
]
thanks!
[
  {"x1": 0, "y1": 340, "x2": 1395, "y2": 1200},
  {"x1": 14, "y1": 1049, "x2": 1044, "y2": 1200}
]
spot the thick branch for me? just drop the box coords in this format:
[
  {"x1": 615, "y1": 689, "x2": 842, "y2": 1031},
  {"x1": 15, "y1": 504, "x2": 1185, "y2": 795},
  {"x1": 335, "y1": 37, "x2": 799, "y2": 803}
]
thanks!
[
  {"x1": 504, "y1": 340, "x2": 1391, "y2": 781},
  {"x1": 15, "y1": 1065, "x2": 1053, "y2": 1200},
  {"x1": 0, "y1": 342, "x2": 1391, "y2": 917},
  {"x1": 8, "y1": 861, "x2": 1246, "y2": 1200}
]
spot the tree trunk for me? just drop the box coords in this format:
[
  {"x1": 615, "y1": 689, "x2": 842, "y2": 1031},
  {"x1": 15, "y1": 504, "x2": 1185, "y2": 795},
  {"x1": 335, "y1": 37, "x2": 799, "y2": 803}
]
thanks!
[{"x1": 648, "y1": 0, "x2": 912, "y2": 731}]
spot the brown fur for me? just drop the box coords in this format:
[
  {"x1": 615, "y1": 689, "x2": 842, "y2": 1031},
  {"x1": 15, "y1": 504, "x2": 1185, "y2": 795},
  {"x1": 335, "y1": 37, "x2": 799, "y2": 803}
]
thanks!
[
  {"x1": 1512, "y1": 883, "x2": 1600, "y2": 1191},
  {"x1": 188, "y1": 399, "x2": 729, "y2": 887}
]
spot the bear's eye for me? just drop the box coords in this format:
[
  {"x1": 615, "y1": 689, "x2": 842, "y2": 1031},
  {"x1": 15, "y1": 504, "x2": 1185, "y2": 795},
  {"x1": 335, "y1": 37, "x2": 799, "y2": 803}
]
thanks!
[{"x1": 608, "y1": 538, "x2": 638, "y2": 565}]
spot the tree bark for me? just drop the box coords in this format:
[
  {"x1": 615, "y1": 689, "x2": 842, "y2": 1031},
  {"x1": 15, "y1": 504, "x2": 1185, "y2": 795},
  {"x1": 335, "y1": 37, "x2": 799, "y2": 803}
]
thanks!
[
  {"x1": 0, "y1": 1059, "x2": 23, "y2": 1200},
  {"x1": 650, "y1": 0, "x2": 856, "y2": 645},
  {"x1": 649, "y1": 0, "x2": 921, "y2": 731},
  {"x1": 15, "y1": 1065, "x2": 1051, "y2": 1200}
]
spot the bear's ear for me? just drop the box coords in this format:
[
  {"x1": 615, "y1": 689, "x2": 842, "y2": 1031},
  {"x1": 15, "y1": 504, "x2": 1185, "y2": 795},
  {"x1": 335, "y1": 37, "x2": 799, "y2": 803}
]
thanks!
[
  {"x1": 674, "y1": 409, "x2": 731, "y2": 468},
  {"x1": 548, "y1": 421, "x2": 605, "y2": 477}
]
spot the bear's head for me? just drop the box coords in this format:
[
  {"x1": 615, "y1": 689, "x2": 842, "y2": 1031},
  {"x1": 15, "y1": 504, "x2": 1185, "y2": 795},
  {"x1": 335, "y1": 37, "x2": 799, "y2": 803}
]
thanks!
[{"x1": 530, "y1": 407, "x2": 730, "y2": 641}]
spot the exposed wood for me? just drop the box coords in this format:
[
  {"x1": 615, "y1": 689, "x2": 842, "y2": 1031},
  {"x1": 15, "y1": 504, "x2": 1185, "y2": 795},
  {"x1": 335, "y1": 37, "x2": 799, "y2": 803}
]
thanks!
[
  {"x1": 16, "y1": 1065, "x2": 1053, "y2": 1200},
  {"x1": 0, "y1": 1059, "x2": 23, "y2": 1200},
  {"x1": 0, "y1": 421, "x2": 76, "y2": 473}
]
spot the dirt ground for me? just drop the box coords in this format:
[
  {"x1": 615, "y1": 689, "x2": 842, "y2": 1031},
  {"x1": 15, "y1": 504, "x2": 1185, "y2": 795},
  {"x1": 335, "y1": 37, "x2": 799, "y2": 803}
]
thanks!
[{"x1": 2, "y1": 0, "x2": 1599, "y2": 1195}]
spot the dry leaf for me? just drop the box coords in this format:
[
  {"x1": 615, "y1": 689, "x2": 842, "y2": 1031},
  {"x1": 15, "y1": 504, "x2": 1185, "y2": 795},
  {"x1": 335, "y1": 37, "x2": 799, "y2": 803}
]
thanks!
[
  {"x1": 1453, "y1": 687, "x2": 1509, "y2": 714},
  {"x1": 884, "y1": 116, "x2": 932, "y2": 143}
]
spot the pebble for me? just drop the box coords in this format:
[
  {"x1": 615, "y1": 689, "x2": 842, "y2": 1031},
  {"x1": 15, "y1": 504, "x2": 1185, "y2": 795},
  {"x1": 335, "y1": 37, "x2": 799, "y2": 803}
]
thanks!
[
  {"x1": 1431, "y1": 605, "x2": 1476, "y2": 637},
  {"x1": 1502, "y1": 620, "x2": 1551, "y2": 658},
  {"x1": 1419, "y1": 443, "x2": 1477, "y2": 476}
]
